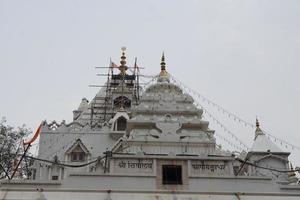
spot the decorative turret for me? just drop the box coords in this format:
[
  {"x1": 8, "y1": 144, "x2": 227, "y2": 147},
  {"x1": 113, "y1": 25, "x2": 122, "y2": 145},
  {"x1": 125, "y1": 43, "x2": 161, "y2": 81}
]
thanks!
[
  {"x1": 73, "y1": 98, "x2": 89, "y2": 121},
  {"x1": 251, "y1": 118, "x2": 282, "y2": 152},
  {"x1": 246, "y1": 118, "x2": 291, "y2": 181}
]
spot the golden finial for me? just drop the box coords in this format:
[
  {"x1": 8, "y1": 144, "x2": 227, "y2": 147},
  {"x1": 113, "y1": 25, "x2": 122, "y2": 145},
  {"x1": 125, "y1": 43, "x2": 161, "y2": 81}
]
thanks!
[
  {"x1": 256, "y1": 118, "x2": 260, "y2": 129},
  {"x1": 161, "y1": 52, "x2": 166, "y2": 70},
  {"x1": 255, "y1": 117, "x2": 264, "y2": 139},
  {"x1": 159, "y1": 52, "x2": 168, "y2": 77},
  {"x1": 119, "y1": 47, "x2": 127, "y2": 75}
]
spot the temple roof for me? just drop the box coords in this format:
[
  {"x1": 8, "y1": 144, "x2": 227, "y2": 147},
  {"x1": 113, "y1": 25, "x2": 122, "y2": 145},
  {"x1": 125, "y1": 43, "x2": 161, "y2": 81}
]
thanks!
[
  {"x1": 250, "y1": 134, "x2": 283, "y2": 152},
  {"x1": 250, "y1": 119, "x2": 283, "y2": 153}
]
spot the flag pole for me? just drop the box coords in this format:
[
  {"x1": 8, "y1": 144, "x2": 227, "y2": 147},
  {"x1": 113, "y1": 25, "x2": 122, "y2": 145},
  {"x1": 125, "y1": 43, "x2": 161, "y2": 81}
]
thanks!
[
  {"x1": 10, "y1": 143, "x2": 31, "y2": 179},
  {"x1": 10, "y1": 124, "x2": 42, "y2": 179}
]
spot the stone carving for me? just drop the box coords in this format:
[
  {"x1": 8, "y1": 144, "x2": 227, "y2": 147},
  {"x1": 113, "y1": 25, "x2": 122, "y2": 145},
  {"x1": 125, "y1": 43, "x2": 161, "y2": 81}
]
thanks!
[{"x1": 155, "y1": 115, "x2": 182, "y2": 140}]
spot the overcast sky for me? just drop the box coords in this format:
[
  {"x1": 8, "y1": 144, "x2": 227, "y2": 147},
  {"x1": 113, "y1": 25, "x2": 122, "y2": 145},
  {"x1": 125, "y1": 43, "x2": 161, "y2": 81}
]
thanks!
[{"x1": 1, "y1": 0, "x2": 300, "y2": 166}]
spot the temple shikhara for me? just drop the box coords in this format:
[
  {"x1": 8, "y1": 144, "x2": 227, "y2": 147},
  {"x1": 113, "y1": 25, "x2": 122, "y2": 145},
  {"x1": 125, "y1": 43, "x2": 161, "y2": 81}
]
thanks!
[{"x1": 1, "y1": 48, "x2": 300, "y2": 199}]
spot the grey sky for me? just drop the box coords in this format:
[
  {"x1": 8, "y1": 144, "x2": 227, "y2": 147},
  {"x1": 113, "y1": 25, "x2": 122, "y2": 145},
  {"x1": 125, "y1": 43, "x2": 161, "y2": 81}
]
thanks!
[{"x1": 1, "y1": 0, "x2": 300, "y2": 165}]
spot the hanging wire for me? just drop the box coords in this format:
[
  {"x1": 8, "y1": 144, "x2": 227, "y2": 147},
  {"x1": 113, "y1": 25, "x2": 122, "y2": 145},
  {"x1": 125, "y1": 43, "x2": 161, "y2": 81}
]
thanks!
[
  {"x1": 235, "y1": 157, "x2": 300, "y2": 173},
  {"x1": 25, "y1": 155, "x2": 103, "y2": 168},
  {"x1": 24, "y1": 153, "x2": 300, "y2": 173},
  {"x1": 42, "y1": 133, "x2": 86, "y2": 160}
]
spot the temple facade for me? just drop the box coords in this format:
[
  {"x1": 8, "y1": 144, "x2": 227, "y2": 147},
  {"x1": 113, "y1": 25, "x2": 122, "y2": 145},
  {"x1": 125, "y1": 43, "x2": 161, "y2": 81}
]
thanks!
[{"x1": 1, "y1": 49, "x2": 300, "y2": 200}]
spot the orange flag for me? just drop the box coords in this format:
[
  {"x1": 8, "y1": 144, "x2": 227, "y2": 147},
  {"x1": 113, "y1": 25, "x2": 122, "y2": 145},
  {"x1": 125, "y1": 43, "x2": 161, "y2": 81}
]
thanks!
[{"x1": 23, "y1": 123, "x2": 42, "y2": 145}]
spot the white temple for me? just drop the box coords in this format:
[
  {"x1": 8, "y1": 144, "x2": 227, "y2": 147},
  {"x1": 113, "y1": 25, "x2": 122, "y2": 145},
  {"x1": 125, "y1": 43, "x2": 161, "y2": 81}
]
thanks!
[{"x1": 1, "y1": 49, "x2": 299, "y2": 199}]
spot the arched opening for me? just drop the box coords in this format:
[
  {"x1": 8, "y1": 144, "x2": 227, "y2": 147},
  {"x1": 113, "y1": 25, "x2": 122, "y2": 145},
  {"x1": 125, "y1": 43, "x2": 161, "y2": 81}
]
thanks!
[{"x1": 113, "y1": 96, "x2": 131, "y2": 109}]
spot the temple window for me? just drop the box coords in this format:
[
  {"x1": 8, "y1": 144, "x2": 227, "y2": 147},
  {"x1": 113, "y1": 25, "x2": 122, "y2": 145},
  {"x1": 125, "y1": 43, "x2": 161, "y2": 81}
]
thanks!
[{"x1": 114, "y1": 116, "x2": 127, "y2": 131}]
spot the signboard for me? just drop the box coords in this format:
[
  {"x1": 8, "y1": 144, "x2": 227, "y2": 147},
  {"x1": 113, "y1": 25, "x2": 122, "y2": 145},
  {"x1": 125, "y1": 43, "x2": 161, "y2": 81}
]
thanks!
[
  {"x1": 189, "y1": 160, "x2": 230, "y2": 176},
  {"x1": 112, "y1": 158, "x2": 155, "y2": 175}
]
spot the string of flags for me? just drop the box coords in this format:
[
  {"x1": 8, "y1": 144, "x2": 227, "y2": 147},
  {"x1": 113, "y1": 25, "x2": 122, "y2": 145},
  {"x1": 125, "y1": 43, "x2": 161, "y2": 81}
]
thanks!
[
  {"x1": 170, "y1": 75, "x2": 300, "y2": 152},
  {"x1": 214, "y1": 133, "x2": 245, "y2": 152},
  {"x1": 141, "y1": 76, "x2": 158, "y2": 89},
  {"x1": 194, "y1": 101, "x2": 249, "y2": 151},
  {"x1": 170, "y1": 75, "x2": 254, "y2": 128},
  {"x1": 170, "y1": 76, "x2": 249, "y2": 151},
  {"x1": 40, "y1": 72, "x2": 300, "y2": 160}
]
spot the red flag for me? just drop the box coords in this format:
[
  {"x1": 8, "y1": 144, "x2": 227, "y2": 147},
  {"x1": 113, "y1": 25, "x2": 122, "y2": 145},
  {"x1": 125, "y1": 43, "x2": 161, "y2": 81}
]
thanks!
[
  {"x1": 23, "y1": 124, "x2": 42, "y2": 145},
  {"x1": 111, "y1": 62, "x2": 119, "y2": 68}
]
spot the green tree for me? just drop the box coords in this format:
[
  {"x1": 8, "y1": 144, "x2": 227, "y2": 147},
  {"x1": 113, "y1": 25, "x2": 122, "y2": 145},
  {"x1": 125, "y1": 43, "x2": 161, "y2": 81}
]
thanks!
[{"x1": 0, "y1": 117, "x2": 32, "y2": 179}]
